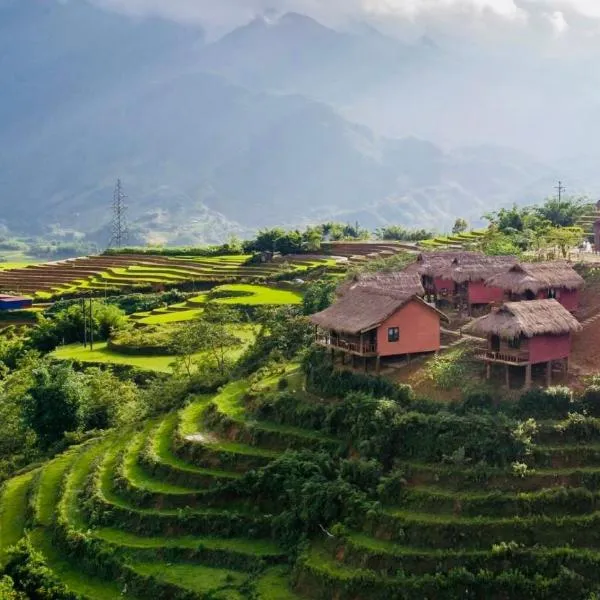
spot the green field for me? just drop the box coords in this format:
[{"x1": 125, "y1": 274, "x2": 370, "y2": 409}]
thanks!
[
  {"x1": 52, "y1": 326, "x2": 257, "y2": 372},
  {"x1": 212, "y1": 284, "x2": 303, "y2": 305}
]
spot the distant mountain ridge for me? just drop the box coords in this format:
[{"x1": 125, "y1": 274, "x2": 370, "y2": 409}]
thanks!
[{"x1": 0, "y1": 1, "x2": 563, "y2": 244}]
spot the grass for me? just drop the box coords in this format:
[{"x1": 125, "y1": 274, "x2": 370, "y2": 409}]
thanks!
[
  {"x1": 128, "y1": 560, "x2": 247, "y2": 596},
  {"x1": 52, "y1": 342, "x2": 180, "y2": 372},
  {"x1": 35, "y1": 449, "x2": 81, "y2": 526},
  {"x1": 29, "y1": 529, "x2": 126, "y2": 599},
  {"x1": 151, "y1": 415, "x2": 241, "y2": 480},
  {"x1": 213, "y1": 284, "x2": 302, "y2": 305},
  {"x1": 93, "y1": 528, "x2": 280, "y2": 556},
  {"x1": 256, "y1": 567, "x2": 303, "y2": 599},
  {"x1": 137, "y1": 308, "x2": 203, "y2": 325},
  {"x1": 0, "y1": 470, "x2": 37, "y2": 564}
]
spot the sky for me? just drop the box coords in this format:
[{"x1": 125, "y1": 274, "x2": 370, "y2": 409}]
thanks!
[{"x1": 89, "y1": 0, "x2": 600, "y2": 41}]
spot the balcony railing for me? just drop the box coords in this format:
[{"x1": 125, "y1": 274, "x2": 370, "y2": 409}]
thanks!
[
  {"x1": 478, "y1": 351, "x2": 530, "y2": 365},
  {"x1": 316, "y1": 337, "x2": 378, "y2": 356}
]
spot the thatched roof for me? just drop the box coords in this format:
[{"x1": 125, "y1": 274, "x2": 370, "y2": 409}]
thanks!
[
  {"x1": 464, "y1": 299, "x2": 582, "y2": 339},
  {"x1": 485, "y1": 262, "x2": 585, "y2": 294},
  {"x1": 337, "y1": 272, "x2": 425, "y2": 299},
  {"x1": 310, "y1": 290, "x2": 446, "y2": 335},
  {"x1": 413, "y1": 251, "x2": 517, "y2": 283}
]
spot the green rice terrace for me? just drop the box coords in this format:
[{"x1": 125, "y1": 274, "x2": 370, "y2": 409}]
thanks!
[
  {"x1": 0, "y1": 253, "x2": 339, "y2": 299},
  {"x1": 6, "y1": 345, "x2": 600, "y2": 599}
]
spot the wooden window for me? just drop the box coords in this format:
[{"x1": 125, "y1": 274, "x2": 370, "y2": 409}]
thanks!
[
  {"x1": 388, "y1": 327, "x2": 400, "y2": 343},
  {"x1": 508, "y1": 337, "x2": 522, "y2": 350}
]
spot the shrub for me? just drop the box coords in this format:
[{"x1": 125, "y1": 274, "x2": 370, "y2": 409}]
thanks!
[{"x1": 517, "y1": 386, "x2": 573, "y2": 419}]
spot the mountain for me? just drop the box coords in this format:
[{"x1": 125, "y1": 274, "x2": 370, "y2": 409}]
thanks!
[
  {"x1": 0, "y1": 1, "x2": 564, "y2": 243},
  {"x1": 196, "y1": 12, "x2": 435, "y2": 104}
]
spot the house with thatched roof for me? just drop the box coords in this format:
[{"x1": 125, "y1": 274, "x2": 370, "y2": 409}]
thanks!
[
  {"x1": 309, "y1": 280, "x2": 447, "y2": 372},
  {"x1": 336, "y1": 271, "x2": 425, "y2": 299},
  {"x1": 464, "y1": 299, "x2": 582, "y2": 388},
  {"x1": 408, "y1": 251, "x2": 517, "y2": 313},
  {"x1": 484, "y1": 262, "x2": 584, "y2": 312}
]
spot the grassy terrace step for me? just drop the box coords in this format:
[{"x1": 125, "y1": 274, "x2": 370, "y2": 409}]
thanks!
[
  {"x1": 175, "y1": 396, "x2": 280, "y2": 472},
  {"x1": 257, "y1": 567, "x2": 304, "y2": 600},
  {"x1": 0, "y1": 470, "x2": 37, "y2": 564},
  {"x1": 335, "y1": 532, "x2": 600, "y2": 579},
  {"x1": 207, "y1": 380, "x2": 341, "y2": 452},
  {"x1": 140, "y1": 415, "x2": 242, "y2": 488},
  {"x1": 117, "y1": 427, "x2": 224, "y2": 510},
  {"x1": 530, "y1": 443, "x2": 600, "y2": 468},
  {"x1": 87, "y1": 440, "x2": 271, "y2": 538},
  {"x1": 29, "y1": 529, "x2": 127, "y2": 600},
  {"x1": 35, "y1": 446, "x2": 83, "y2": 526},
  {"x1": 398, "y1": 483, "x2": 600, "y2": 517},
  {"x1": 404, "y1": 461, "x2": 600, "y2": 492},
  {"x1": 367, "y1": 505, "x2": 600, "y2": 549},
  {"x1": 294, "y1": 545, "x2": 597, "y2": 600},
  {"x1": 127, "y1": 560, "x2": 248, "y2": 599}
]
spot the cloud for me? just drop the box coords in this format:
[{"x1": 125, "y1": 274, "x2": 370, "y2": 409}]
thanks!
[
  {"x1": 545, "y1": 9, "x2": 569, "y2": 34},
  {"x1": 87, "y1": 0, "x2": 600, "y2": 38}
]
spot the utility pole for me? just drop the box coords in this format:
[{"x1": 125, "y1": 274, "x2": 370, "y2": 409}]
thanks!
[
  {"x1": 89, "y1": 298, "x2": 94, "y2": 351},
  {"x1": 555, "y1": 181, "x2": 566, "y2": 203},
  {"x1": 109, "y1": 179, "x2": 129, "y2": 249},
  {"x1": 82, "y1": 297, "x2": 88, "y2": 348}
]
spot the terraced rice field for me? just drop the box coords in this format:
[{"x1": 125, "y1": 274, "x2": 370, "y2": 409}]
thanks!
[
  {"x1": 52, "y1": 326, "x2": 257, "y2": 373},
  {"x1": 0, "y1": 253, "x2": 337, "y2": 298},
  {"x1": 129, "y1": 284, "x2": 302, "y2": 325},
  {"x1": 0, "y1": 380, "x2": 318, "y2": 598},
  {"x1": 4, "y1": 367, "x2": 600, "y2": 598}
]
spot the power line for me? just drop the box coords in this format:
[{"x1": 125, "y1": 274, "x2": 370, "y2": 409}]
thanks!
[{"x1": 109, "y1": 178, "x2": 129, "y2": 249}]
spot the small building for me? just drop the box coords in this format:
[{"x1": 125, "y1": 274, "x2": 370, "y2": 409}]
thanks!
[
  {"x1": 409, "y1": 251, "x2": 517, "y2": 313},
  {"x1": 0, "y1": 295, "x2": 33, "y2": 311},
  {"x1": 464, "y1": 299, "x2": 582, "y2": 388},
  {"x1": 309, "y1": 283, "x2": 448, "y2": 372},
  {"x1": 484, "y1": 262, "x2": 584, "y2": 312},
  {"x1": 336, "y1": 271, "x2": 425, "y2": 298}
]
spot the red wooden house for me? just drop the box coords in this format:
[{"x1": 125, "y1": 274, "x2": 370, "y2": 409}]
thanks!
[
  {"x1": 484, "y1": 262, "x2": 584, "y2": 312},
  {"x1": 309, "y1": 278, "x2": 447, "y2": 372},
  {"x1": 465, "y1": 299, "x2": 582, "y2": 388},
  {"x1": 409, "y1": 251, "x2": 517, "y2": 313}
]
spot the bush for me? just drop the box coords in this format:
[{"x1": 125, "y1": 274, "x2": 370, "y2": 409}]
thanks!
[{"x1": 517, "y1": 386, "x2": 573, "y2": 419}]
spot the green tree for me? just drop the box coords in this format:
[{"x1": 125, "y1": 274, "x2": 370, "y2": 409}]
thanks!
[
  {"x1": 79, "y1": 367, "x2": 141, "y2": 430},
  {"x1": 452, "y1": 218, "x2": 469, "y2": 235},
  {"x1": 536, "y1": 196, "x2": 590, "y2": 228},
  {"x1": 22, "y1": 363, "x2": 84, "y2": 448},
  {"x1": 545, "y1": 227, "x2": 585, "y2": 259},
  {"x1": 171, "y1": 306, "x2": 241, "y2": 377},
  {"x1": 0, "y1": 575, "x2": 26, "y2": 599},
  {"x1": 302, "y1": 280, "x2": 337, "y2": 315}
]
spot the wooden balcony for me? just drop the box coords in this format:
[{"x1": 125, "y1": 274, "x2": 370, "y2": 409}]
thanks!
[
  {"x1": 477, "y1": 350, "x2": 531, "y2": 366},
  {"x1": 316, "y1": 336, "x2": 378, "y2": 357}
]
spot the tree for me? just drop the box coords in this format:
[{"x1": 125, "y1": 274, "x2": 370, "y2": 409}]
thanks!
[
  {"x1": 22, "y1": 363, "x2": 84, "y2": 448},
  {"x1": 536, "y1": 196, "x2": 590, "y2": 228},
  {"x1": 302, "y1": 280, "x2": 337, "y2": 315},
  {"x1": 545, "y1": 227, "x2": 585, "y2": 259},
  {"x1": 452, "y1": 218, "x2": 468, "y2": 235},
  {"x1": 170, "y1": 306, "x2": 241, "y2": 377},
  {"x1": 479, "y1": 231, "x2": 522, "y2": 257}
]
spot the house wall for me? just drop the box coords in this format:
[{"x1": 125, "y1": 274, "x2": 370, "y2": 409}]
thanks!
[
  {"x1": 433, "y1": 277, "x2": 455, "y2": 297},
  {"x1": 529, "y1": 334, "x2": 571, "y2": 363},
  {"x1": 468, "y1": 281, "x2": 505, "y2": 305},
  {"x1": 377, "y1": 300, "x2": 441, "y2": 358},
  {"x1": 535, "y1": 288, "x2": 579, "y2": 312}
]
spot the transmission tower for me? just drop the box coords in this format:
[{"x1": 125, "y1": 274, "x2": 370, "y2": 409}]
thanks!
[{"x1": 109, "y1": 179, "x2": 129, "y2": 249}]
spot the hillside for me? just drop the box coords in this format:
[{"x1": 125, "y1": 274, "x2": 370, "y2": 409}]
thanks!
[{"x1": 0, "y1": 1, "x2": 561, "y2": 243}]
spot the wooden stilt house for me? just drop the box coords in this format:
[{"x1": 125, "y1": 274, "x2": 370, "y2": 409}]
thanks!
[
  {"x1": 484, "y1": 262, "x2": 584, "y2": 312},
  {"x1": 464, "y1": 299, "x2": 582, "y2": 388},
  {"x1": 309, "y1": 273, "x2": 447, "y2": 372}
]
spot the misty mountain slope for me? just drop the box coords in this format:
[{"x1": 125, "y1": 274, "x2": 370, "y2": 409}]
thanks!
[
  {"x1": 0, "y1": 0, "x2": 562, "y2": 242},
  {"x1": 197, "y1": 12, "x2": 435, "y2": 104}
]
